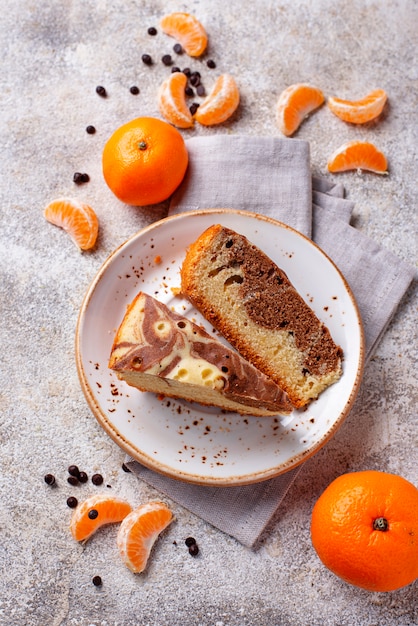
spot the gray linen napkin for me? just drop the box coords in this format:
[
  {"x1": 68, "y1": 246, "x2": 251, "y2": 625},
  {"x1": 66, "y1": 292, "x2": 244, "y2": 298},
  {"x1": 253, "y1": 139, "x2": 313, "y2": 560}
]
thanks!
[{"x1": 126, "y1": 135, "x2": 415, "y2": 548}]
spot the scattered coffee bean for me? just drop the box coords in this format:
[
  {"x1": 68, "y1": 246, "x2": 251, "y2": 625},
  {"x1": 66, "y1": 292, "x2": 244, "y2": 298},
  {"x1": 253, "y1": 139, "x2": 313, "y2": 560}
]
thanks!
[
  {"x1": 189, "y1": 102, "x2": 200, "y2": 116},
  {"x1": 142, "y1": 54, "x2": 153, "y2": 65},
  {"x1": 44, "y1": 473, "x2": 56, "y2": 486},
  {"x1": 185, "y1": 86, "x2": 194, "y2": 97},
  {"x1": 92, "y1": 575, "x2": 102, "y2": 587},
  {"x1": 86, "y1": 125, "x2": 96, "y2": 134},
  {"x1": 88, "y1": 509, "x2": 99, "y2": 520},
  {"x1": 92, "y1": 473, "x2": 104, "y2": 486},
  {"x1": 95, "y1": 85, "x2": 107, "y2": 97},
  {"x1": 121, "y1": 463, "x2": 131, "y2": 473},
  {"x1": 188, "y1": 543, "x2": 199, "y2": 557},
  {"x1": 78, "y1": 471, "x2": 88, "y2": 483},
  {"x1": 173, "y1": 43, "x2": 183, "y2": 54},
  {"x1": 67, "y1": 475, "x2": 79, "y2": 486},
  {"x1": 162, "y1": 54, "x2": 173, "y2": 66},
  {"x1": 147, "y1": 26, "x2": 157, "y2": 36},
  {"x1": 129, "y1": 85, "x2": 140, "y2": 95},
  {"x1": 207, "y1": 59, "x2": 216, "y2": 69},
  {"x1": 196, "y1": 84, "x2": 205, "y2": 97},
  {"x1": 67, "y1": 496, "x2": 78, "y2": 508},
  {"x1": 171, "y1": 66, "x2": 181, "y2": 73},
  {"x1": 185, "y1": 537, "x2": 196, "y2": 547},
  {"x1": 73, "y1": 172, "x2": 90, "y2": 184}
]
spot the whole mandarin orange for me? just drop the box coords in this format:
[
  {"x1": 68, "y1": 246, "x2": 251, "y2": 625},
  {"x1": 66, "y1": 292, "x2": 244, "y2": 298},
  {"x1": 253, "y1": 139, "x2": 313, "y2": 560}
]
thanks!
[
  {"x1": 311, "y1": 470, "x2": 418, "y2": 592},
  {"x1": 102, "y1": 117, "x2": 188, "y2": 206}
]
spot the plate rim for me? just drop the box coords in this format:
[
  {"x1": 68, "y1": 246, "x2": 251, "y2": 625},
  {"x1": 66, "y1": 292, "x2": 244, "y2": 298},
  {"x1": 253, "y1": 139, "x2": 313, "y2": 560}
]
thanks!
[{"x1": 75, "y1": 208, "x2": 365, "y2": 486}]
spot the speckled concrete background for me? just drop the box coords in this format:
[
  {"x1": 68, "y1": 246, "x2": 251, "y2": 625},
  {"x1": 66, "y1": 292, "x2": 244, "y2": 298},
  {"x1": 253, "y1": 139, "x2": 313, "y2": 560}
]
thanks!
[{"x1": 1, "y1": 1, "x2": 417, "y2": 624}]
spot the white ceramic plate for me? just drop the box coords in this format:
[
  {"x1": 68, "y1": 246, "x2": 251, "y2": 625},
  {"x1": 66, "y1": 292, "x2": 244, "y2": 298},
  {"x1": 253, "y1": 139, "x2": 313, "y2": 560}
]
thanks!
[{"x1": 76, "y1": 209, "x2": 364, "y2": 486}]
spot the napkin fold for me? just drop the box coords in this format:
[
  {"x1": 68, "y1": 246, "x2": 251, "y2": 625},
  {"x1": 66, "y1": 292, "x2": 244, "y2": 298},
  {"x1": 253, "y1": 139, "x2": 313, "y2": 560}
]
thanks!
[{"x1": 126, "y1": 135, "x2": 415, "y2": 548}]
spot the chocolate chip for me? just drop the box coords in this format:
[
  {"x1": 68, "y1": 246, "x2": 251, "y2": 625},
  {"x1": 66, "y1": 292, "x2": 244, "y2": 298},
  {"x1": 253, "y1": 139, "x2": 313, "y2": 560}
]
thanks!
[
  {"x1": 92, "y1": 575, "x2": 102, "y2": 586},
  {"x1": 185, "y1": 537, "x2": 196, "y2": 547},
  {"x1": 147, "y1": 26, "x2": 157, "y2": 36},
  {"x1": 86, "y1": 125, "x2": 96, "y2": 134},
  {"x1": 189, "y1": 72, "x2": 201, "y2": 87},
  {"x1": 189, "y1": 543, "x2": 199, "y2": 556},
  {"x1": 189, "y1": 102, "x2": 200, "y2": 115},
  {"x1": 88, "y1": 509, "x2": 99, "y2": 520},
  {"x1": 44, "y1": 474, "x2": 55, "y2": 486},
  {"x1": 67, "y1": 475, "x2": 79, "y2": 486},
  {"x1": 182, "y1": 67, "x2": 191, "y2": 77},
  {"x1": 129, "y1": 85, "x2": 140, "y2": 95},
  {"x1": 185, "y1": 86, "x2": 194, "y2": 97},
  {"x1": 141, "y1": 54, "x2": 153, "y2": 65},
  {"x1": 196, "y1": 84, "x2": 205, "y2": 97},
  {"x1": 95, "y1": 85, "x2": 107, "y2": 97},
  {"x1": 73, "y1": 172, "x2": 90, "y2": 184},
  {"x1": 68, "y1": 465, "x2": 80, "y2": 477},
  {"x1": 92, "y1": 473, "x2": 104, "y2": 486},
  {"x1": 66, "y1": 496, "x2": 78, "y2": 508},
  {"x1": 162, "y1": 54, "x2": 173, "y2": 66},
  {"x1": 171, "y1": 66, "x2": 181, "y2": 73},
  {"x1": 173, "y1": 43, "x2": 183, "y2": 54},
  {"x1": 207, "y1": 59, "x2": 216, "y2": 69},
  {"x1": 121, "y1": 463, "x2": 131, "y2": 473},
  {"x1": 78, "y1": 471, "x2": 88, "y2": 483}
]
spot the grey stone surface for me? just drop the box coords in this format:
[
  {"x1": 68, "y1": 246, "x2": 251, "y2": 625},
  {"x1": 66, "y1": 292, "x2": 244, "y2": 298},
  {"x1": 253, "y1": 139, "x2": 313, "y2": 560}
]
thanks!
[{"x1": 1, "y1": 1, "x2": 417, "y2": 625}]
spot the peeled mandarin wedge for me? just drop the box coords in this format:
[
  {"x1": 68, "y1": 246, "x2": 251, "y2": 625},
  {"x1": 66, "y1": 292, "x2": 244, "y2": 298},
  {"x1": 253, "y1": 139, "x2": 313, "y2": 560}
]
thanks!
[
  {"x1": 160, "y1": 12, "x2": 207, "y2": 57},
  {"x1": 43, "y1": 198, "x2": 99, "y2": 250},
  {"x1": 194, "y1": 74, "x2": 240, "y2": 126},
  {"x1": 327, "y1": 89, "x2": 387, "y2": 124},
  {"x1": 117, "y1": 501, "x2": 174, "y2": 573},
  {"x1": 276, "y1": 83, "x2": 325, "y2": 136},
  {"x1": 70, "y1": 494, "x2": 132, "y2": 542},
  {"x1": 327, "y1": 140, "x2": 388, "y2": 174},
  {"x1": 158, "y1": 71, "x2": 193, "y2": 129}
]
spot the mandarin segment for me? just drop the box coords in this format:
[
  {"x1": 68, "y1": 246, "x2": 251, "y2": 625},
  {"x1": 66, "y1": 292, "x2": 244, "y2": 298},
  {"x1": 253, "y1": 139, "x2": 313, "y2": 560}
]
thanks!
[
  {"x1": 327, "y1": 89, "x2": 387, "y2": 124},
  {"x1": 311, "y1": 471, "x2": 418, "y2": 592},
  {"x1": 158, "y1": 72, "x2": 194, "y2": 129},
  {"x1": 70, "y1": 494, "x2": 132, "y2": 542},
  {"x1": 327, "y1": 140, "x2": 388, "y2": 174},
  {"x1": 194, "y1": 74, "x2": 240, "y2": 126},
  {"x1": 43, "y1": 198, "x2": 99, "y2": 251},
  {"x1": 160, "y1": 12, "x2": 207, "y2": 57},
  {"x1": 117, "y1": 501, "x2": 174, "y2": 573},
  {"x1": 276, "y1": 83, "x2": 325, "y2": 136}
]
